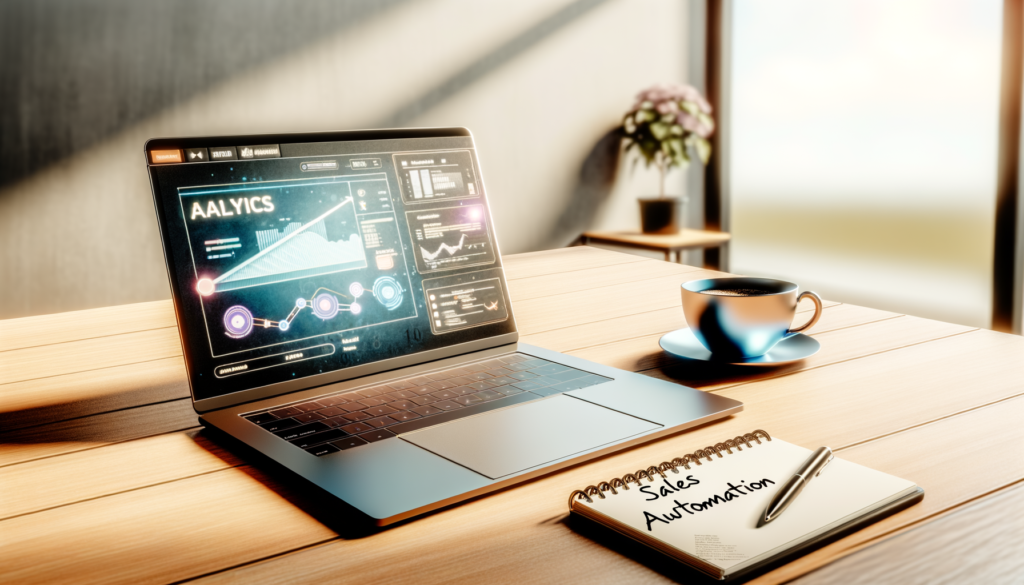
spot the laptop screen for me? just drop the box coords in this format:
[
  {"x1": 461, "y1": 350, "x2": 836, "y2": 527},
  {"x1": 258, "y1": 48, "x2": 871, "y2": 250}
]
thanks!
[{"x1": 148, "y1": 130, "x2": 516, "y2": 404}]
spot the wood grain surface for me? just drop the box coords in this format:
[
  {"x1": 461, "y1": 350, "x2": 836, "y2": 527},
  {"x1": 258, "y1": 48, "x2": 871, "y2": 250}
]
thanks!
[
  {"x1": 788, "y1": 481, "x2": 1024, "y2": 585},
  {"x1": 1, "y1": 246, "x2": 1021, "y2": 585}
]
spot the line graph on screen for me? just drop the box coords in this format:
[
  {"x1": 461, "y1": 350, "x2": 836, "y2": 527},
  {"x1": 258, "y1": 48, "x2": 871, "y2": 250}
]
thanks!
[{"x1": 197, "y1": 197, "x2": 367, "y2": 295}]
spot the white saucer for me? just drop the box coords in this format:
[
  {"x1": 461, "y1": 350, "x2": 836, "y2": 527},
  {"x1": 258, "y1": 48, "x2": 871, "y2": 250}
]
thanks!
[{"x1": 658, "y1": 328, "x2": 820, "y2": 366}]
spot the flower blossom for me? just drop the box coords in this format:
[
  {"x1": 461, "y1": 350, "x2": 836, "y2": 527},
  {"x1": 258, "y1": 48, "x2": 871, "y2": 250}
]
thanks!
[{"x1": 631, "y1": 83, "x2": 712, "y2": 115}]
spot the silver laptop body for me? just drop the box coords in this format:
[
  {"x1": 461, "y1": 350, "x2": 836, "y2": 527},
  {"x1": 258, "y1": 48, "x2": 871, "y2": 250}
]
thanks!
[{"x1": 146, "y1": 128, "x2": 742, "y2": 525}]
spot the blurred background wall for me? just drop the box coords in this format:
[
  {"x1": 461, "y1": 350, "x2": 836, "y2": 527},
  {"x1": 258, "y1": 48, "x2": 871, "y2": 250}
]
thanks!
[
  {"x1": 2, "y1": 0, "x2": 1013, "y2": 333},
  {"x1": 0, "y1": 0, "x2": 696, "y2": 319}
]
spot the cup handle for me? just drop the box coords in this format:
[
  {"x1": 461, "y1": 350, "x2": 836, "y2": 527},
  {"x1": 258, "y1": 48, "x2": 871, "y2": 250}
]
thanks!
[{"x1": 788, "y1": 291, "x2": 823, "y2": 335}]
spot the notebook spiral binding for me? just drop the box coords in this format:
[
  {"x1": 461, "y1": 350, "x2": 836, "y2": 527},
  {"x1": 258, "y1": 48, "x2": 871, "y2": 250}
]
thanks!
[{"x1": 568, "y1": 430, "x2": 772, "y2": 509}]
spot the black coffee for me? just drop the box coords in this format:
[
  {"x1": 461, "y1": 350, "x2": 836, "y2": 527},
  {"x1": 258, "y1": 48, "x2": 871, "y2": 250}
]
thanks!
[{"x1": 701, "y1": 288, "x2": 773, "y2": 297}]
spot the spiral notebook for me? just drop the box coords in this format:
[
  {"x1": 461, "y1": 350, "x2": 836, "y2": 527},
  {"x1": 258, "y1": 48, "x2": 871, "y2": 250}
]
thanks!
[{"x1": 568, "y1": 430, "x2": 923, "y2": 581}]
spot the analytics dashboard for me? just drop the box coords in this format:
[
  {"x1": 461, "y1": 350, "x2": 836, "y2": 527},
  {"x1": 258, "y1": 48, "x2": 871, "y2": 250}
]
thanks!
[{"x1": 148, "y1": 133, "x2": 515, "y2": 401}]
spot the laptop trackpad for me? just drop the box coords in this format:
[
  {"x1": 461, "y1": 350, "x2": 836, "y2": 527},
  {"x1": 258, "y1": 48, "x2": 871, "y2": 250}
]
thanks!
[{"x1": 399, "y1": 395, "x2": 661, "y2": 480}]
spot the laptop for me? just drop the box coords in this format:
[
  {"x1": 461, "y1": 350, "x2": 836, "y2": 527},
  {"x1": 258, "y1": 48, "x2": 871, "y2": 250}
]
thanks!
[{"x1": 145, "y1": 127, "x2": 742, "y2": 525}]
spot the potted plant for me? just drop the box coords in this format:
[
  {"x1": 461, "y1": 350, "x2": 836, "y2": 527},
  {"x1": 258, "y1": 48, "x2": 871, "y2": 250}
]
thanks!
[{"x1": 622, "y1": 83, "x2": 715, "y2": 234}]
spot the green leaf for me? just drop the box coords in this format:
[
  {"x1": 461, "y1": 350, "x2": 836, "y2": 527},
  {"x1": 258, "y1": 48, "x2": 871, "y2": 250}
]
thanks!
[
  {"x1": 696, "y1": 112, "x2": 715, "y2": 132},
  {"x1": 665, "y1": 137, "x2": 689, "y2": 168},
  {"x1": 650, "y1": 122, "x2": 670, "y2": 140},
  {"x1": 638, "y1": 137, "x2": 660, "y2": 166},
  {"x1": 690, "y1": 136, "x2": 712, "y2": 164}
]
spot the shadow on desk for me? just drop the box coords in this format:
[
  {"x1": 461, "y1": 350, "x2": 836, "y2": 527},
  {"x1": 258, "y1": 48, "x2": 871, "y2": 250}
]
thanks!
[
  {"x1": 0, "y1": 357, "x2": 190, "y2": 433},
  {"x1": 564, "y1": 507, "x2": 869, "y2": 584},
  {"x1": 564, "y1": 513, "x2": 727, "y2": 584},
  {"x1": 197, "y1": 424, "x2": 384, "y2": 540},
  {"x1": 638, "y1": 352, "x2": 805, "y2": 391},
  {"x1": 0, "y1": 398, "x2": 199, "y2": 468}
]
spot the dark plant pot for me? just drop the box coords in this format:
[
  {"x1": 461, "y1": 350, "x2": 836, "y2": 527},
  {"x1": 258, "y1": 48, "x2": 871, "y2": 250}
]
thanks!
[{"x1": 638, "y1": 197, "x2": 685, "y2": 234}]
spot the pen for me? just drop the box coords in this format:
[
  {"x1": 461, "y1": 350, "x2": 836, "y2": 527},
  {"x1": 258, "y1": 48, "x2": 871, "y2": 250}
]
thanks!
[{"x1": 759, "y1": 446, "x2": 834, "y2": 526}]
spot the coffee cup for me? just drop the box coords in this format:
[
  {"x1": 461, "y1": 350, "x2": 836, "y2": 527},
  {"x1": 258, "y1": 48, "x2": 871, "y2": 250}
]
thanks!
[{"x1": 680, "y1": 277, "x2": 823, "y2": 359}]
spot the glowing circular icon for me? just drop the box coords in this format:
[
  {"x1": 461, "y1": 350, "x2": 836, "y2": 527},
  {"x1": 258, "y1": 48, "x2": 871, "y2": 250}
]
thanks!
[
  {"x1": 223, "y1": 306, "x2": 253, "y2": 338},
  {"x1": 295, "y1": 298, "x2": 307, "y2": 309},
  {"x1": 350, "y1": 302, "x2": 362, "y2": 315},
  {"x1": 311, "y1": 292, "x2": 340, "y2": 320},
  {"x1": 373, "y1": 276, "x2": 403, "y2": 310},
  {"x1": 349, "y1": 282, "x2": 364, "y2": 298},
  {"x1": 197, "y1": 278, "x2": 215, "y2": 296},
  {"x1": 278, "y1": 320, "x2": 290, "y2": 331}
]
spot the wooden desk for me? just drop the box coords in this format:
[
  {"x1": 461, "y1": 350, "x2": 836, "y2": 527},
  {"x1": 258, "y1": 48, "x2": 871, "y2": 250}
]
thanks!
[
  {"x1": 579, "y1": 229, "x2": 731, "y2": 262},
  {"x1": 2, "y1": 246, "x2": 1023, "y2": 584}
]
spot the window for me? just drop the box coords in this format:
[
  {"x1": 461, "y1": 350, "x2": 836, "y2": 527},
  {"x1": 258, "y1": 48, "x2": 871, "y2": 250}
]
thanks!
[{"x1": 728, "y1": 0, "x2": 1002, "y2": 327}]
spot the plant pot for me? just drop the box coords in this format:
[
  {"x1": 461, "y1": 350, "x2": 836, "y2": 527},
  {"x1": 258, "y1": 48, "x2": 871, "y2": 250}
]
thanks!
[{"x1": 638, "y1": 197, "x2": 685, "y2": 234}]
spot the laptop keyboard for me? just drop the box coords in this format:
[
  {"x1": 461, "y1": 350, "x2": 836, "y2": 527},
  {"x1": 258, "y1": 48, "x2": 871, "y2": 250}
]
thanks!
[{"x1": 241, "y1": 353, "x2": 612, "y2": 456}]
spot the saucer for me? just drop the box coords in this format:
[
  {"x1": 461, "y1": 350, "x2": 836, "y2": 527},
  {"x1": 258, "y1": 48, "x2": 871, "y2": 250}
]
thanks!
[{"x1": 659, "y1": 328, "x2": 820, "y2": 366}]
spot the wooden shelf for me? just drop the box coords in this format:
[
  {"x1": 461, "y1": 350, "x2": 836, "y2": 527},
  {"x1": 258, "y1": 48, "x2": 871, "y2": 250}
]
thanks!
[{"x1": 580, "y1": 229, "x2": 731, "y2": 262}]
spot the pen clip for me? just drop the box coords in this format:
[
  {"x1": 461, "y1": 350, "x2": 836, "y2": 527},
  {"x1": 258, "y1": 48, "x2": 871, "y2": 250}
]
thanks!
[{"x1": 815, "y1": 452, "x2": 834, "y2": 477}]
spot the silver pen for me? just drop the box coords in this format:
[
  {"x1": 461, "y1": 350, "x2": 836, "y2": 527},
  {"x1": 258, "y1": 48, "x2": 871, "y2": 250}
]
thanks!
[{"x1": 759, "y1": 446, "x2": 834, "y2": 526}]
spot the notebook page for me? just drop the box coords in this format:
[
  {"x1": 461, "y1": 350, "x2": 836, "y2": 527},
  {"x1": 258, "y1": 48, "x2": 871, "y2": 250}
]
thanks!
[{"x1": 576, "y1": 439, "x2": 916, "y2": 573}]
